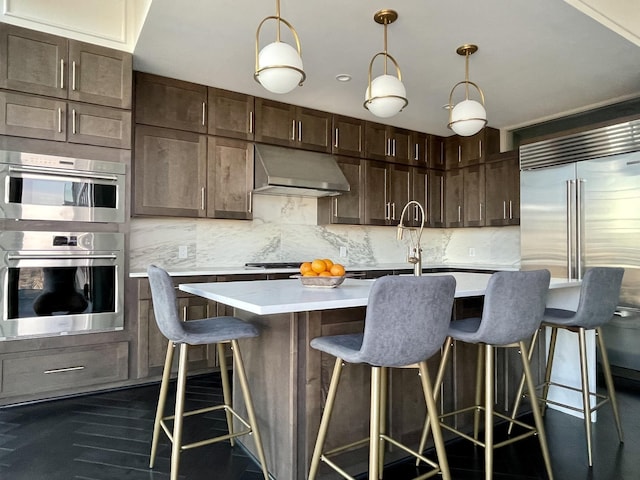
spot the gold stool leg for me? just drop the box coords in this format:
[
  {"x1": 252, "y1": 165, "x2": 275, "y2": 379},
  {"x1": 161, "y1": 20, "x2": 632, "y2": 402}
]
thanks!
[
  {"x1": 309, "y1": 357, "x2": 344, "y2": 480},
  {"x1": 231, "y1": 339, "x2": 269, "y2": 480},
  {"x1": 541, "y1": 326, "x2": 559, "y2": 408},
  {"x1": 170, "y1": 343, "x2": 189, "y2": 480},
  {"x1": 417, "y1": 337, "x2": 454, "y2": 462},
  {"x1": 378, "y1": 367, "x2": 388, "y2": 479},
  {"x1": 520, "y1": 340, "x2": 554, "y2": 480},
  {"x1": 596, "y1": 327, "x2": 624, "y2": 443},
  {"x1": 150, "y1": 340, "x2": 174, "y2": 468},
  {"x1": 217, "y1": 342, "x2": 235, "y2": 447},
  {"x1": 418, "y1": 361, "x2": 451, "y2": 480},
  {"x1": 508, "y1": 328, "x2": 540, "y2": 435},
  {"x1": 475, "y1": 343, "x2": 485, "y2": 442},
  {"x1": 369, "y1": 366, "x2": 382, "y2": 480},
  {"x1": 483, "y1": 344, "x2": 494, "y2": 480},
  {"x1": 578, "y1": 328, "x2": 594, "y2": 466}
]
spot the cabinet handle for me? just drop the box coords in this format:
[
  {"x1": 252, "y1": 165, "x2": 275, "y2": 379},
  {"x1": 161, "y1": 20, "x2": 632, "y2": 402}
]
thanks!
[
  {"x1": 202, "y1": 102, "x2": 206, "y2": 126},
  {"x1": 414, "y1": 204, "x2": 420, "y2": 222},
  {"x1": 201, "y1": 187, "x2": 205, "y2": 210},
  {"x1": 386, "y1": 138, "x2": 391, "y2": 156},
  {"x1": 291, "y1": 120, "x2": 296, "y2": 140},
  {"x1": 458, "y1": 145, "x2": 462, "y2": 163},
  {"x1": 391, "y1": 202, "x2": 396, "y2": 220},
  {"x1": 60, "y1": 59, "x2": 65, "y2": 89},
  {"x1": 57, "y1": 107, "x2": 62, "y2": 133},
  {"x1": 509, "y1": 200, "x2": 513, "y2": 219},
  {"x1": 298, "y1": 120, "x2": 302, "y2": 142},
  {"x1": 479, "y1": 139, "x2": 483, "y2": 157},
  {"x1": 45, "y1": 365, "x2": 85, "y2": 374},
  {"x1": 249, "y1": 111, "x2": 254, "y2": 133},
  {"x1": 72, "y1": 108, "x2": 77, "y2": 135},
  {"x1": 334, "y1": 128, "x2": 339, "y2": 148},
  {"x1": 385, "y1": 202, "x2": 390, "y2": 220},
  {"x1": 503, "y1": 200, "x2": 507, "y2": 220},
  {"x1": 333, "y1": 197, "x2": 338, "y2": 217},
  {"x1": 458, "y1": 205, "x2": 461, "y2": 223},
  {"x1": 392, "y1": 138, "x2": 396, "y2": 157},
  {"x1": 414, "y1": 143, "x2": 419, "y2": 161},
  {"x1": 440, "y1": 177, "x2": 444, "y2": 223},
  {"x1": 248, "y1": 191, "x2": 253, "y2": 213},
  {"x1": 72, "y1": 61, "x2": 77, "y2": 91},
  {"x1": 182, "y1": 306, "x2": 188, "y2": 321},
  {"x1": 479, "y1": 202, "x2": 483, "y2": 221}
]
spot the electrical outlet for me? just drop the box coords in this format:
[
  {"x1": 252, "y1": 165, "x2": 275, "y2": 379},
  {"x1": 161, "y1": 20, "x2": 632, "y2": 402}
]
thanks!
[
  {"x1": 339, "y1": 246, "x2": 347, "y2": 258},
  {"x1": 178, "y1": 245, "x2": 188, "y2": 259},
  {"x1": 468, "y1": 247, "x2": 476, "y2": 257}
]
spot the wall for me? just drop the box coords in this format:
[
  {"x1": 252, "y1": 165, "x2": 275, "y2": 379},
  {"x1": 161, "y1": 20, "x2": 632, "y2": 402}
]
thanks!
[{"x1": 129, "y1": 195, "x2": 521, "y2": 271}]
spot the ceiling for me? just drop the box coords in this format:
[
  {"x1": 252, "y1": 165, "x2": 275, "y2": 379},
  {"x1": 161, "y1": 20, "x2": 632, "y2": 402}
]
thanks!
[{"x1": 131, "y1": 0, "x2": 640, "y2": 138}]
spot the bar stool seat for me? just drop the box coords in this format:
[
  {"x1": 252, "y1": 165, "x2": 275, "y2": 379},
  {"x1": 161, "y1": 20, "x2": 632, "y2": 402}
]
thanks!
[
  {"x1": 146, "y1": 265, "x2": 269, "y2": 480},
  {"x1": 308, "y1": 275, "x2": 457, "y2": 480},
  {"x1": 510, "y1": 267, "x2": 625, "y2": 466},
  {"x1": 418, "y1": 270, "x2": 553, "y2": 480}
]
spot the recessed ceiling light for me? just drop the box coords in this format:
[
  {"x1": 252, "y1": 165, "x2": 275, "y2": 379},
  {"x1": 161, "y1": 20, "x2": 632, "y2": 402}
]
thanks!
[
  {"x1": 335, "y1": 74, "x2": 352, "y2": 82},
  {"x1": 442, "y1": 103, "x2": 453, "y2": 110}
]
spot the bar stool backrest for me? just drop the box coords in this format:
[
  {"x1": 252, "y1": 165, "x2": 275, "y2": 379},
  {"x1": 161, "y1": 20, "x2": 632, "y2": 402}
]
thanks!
[
  {"x1": 571, "y1": 267, "x2": 624, "y2": 329},
  {"x1": 475, "y1": 270, "x2": 551, "y2": 346},
  {"x1": 147, "y1": 264, "x2": 186, "y2": 342},
  {"x1": 356, "y1": 275, "x2": 456, "y2": 367}
]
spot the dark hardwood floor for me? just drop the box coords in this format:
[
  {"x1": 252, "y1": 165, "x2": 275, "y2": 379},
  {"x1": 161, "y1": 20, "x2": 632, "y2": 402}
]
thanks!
[{"x1": 0, "y1": 373, "x2": 638, "y2": 480}]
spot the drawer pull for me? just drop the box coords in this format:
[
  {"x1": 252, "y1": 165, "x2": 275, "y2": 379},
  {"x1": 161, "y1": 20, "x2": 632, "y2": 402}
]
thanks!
[{"x1": 44, "y1": 366, "x2": 85, "y2": 374}]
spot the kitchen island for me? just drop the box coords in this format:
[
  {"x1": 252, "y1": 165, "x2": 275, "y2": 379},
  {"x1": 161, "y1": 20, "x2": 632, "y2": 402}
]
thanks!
[{"x1": 180, "y1": 273, "x2": 581, "y2": 480}]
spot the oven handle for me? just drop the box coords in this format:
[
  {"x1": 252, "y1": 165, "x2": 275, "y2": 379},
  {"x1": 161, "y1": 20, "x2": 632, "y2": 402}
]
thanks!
[
  {"x1": 8, "y1": 165, "x2": 120, "y2": 182},
  {"x1": 7, "y1": 253, "x2": 118, "y2": 261}
]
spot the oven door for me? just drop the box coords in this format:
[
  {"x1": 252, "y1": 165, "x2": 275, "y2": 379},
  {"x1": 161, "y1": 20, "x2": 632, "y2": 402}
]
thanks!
[
  {"x1": 0, "y1": 154, "x2": 125, "y2": 223},
  {"x1": 1, "y1": 243, "x2": 124, "y2": 340}
]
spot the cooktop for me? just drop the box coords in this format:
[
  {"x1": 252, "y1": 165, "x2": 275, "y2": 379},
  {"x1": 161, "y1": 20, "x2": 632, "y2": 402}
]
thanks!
[{"x1": 244, "y1": 262, "x2": 302, "y2": 269}]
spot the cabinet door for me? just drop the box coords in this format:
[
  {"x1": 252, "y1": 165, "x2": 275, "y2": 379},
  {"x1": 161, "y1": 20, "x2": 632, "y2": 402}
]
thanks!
[
  {"x1": 325, "y1": 156, "x2": 364, "y2": 224},
  {"x1": 364, "y1": 121, "x2": 389, "y2": 161},
  {"x1": 207, "y1": 137, "x2": 254, "y2": 220},
  {"x1": 388, "y1": 163, "x2": 411, "y2": 225},
  {"x1": 135, "y1": 72, "x2": 207, "y2": 133},
  {"x1": 445, "y1": 168, "x2": 464, "y2": 227},
  {"x1": 486, "y1": 153, "x2": 520, "y2": 226},
  {"x1": 0, "y1": 91, "x2": 66, "y2": 141},
  {"x1": 134, "y1": 125, "x2": 207, "y2": 217},
  {"x1": 364, "y1": 160, "x2": 389, "y2": 225},
  {"x1": 332, "y1": 115, "x2": 364, "y2": 158},
  {"x1": 0, "y1": 23, "x2": 67, "y2": 99},
  {"x1": 410, "y1": 131, "x2": 426, "y2": 165},
  {"x1": 296, "y1": 107, "x2": 331, "y2": 152},
  {"x1": 208, "y1": 88, "x2": 254, "y2": 140},
  {"x1": 463, "y1": 164, "x2": 486, "y2": 227},
  {"x1": 254, "y1": 98, "x2": 295, "y2": 147},
  {"x1": 68, "y1": 41, "x2": 132, "y2": 109},
  {"x1": 67, "y1": 102, "x2": 131, "y2": 149},
  {"x1": 426, "y1": 135, "x2": 446, "y2": 170},
  {"x1": 428, "y1": 169, "x2": 446, "y2": 228},
  {"x1": 411, "y1": 167, "x2": 428, "y2": 227},
  {"x1": 389, "y1": 127, "x2": 413, "y2": 164}
]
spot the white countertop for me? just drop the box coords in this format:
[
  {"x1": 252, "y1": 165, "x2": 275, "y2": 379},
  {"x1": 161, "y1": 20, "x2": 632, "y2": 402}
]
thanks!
[
  {"x1": 179, "y1": 272, "x2": 580, "y2": 316},
  {"x1": 129, "y1": 263, "x2": 518, "y2": 278}
]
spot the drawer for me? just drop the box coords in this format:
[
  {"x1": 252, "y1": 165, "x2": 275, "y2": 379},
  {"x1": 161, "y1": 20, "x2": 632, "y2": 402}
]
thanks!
[{"x1": 1, "y1": 342, "x2": 129, "y2": 396}]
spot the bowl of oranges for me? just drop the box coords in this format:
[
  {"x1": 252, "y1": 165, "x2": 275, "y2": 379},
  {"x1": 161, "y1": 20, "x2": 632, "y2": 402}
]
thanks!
[{"x1": 294, "y1": 258, "x2": 346, "y2": 288}]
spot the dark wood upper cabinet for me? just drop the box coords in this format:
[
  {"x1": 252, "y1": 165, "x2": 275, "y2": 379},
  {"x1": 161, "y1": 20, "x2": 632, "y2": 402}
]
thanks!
[
  {"x1": 445, "y1": 168, "x2": 464, "y2": 228},
  {"x1": 332, "y1": 115, "x2": 364, "y2": 158},
  {"x1": 135, "y1": 72, "x2": 206, "y2": 133},
  {"x1": 485, "y1": 150, "x2": 520, "y2": 226},
  {"x1": 318, "y1": 156, "x2": 364, "y2": 225},
  {"x1": 365, "y1": 121, "x2": 420, "y2": 164},
  {"x1": 426, "y1": 134, "x2": 446, "y2": 170},
  {"x1": 0, "y1": 23, "x2": 132, "y2": 109},
  {"x1": 254, "y1": 98, "x2": 331, "y2": 152},
  {"x1": 463, "y1": 164, "x2": 486, "y2": 227},
  {"x1": 445, "y1": 127, "x2": 500, "y2": 168},
  {"x1": 208, "y1": 88, "x2": 254, "y2": 140}
]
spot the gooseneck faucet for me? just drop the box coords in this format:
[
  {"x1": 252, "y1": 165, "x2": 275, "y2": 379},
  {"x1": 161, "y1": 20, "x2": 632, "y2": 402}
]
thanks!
[{"x1": 396, "y1": 201, "x2": 425, "y2": 276}]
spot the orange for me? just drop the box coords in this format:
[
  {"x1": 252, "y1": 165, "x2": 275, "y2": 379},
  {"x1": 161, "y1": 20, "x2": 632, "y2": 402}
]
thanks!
[
  {"x1": 300, "y1": 261, "x2": 312, "y2": 275},
  {"x1": 311, "y1": 259, "x2": 327, "y2": 274},
  {"x1": 323, "y1": 258, "x2": 334, "y2": 269},
  {"x1": 303, "y1": 270, "x2": 318, "y2": 276},
  {"x1": 330, "y1": 263, "x2": 346, "y2": 277},
  {"x1": 318, "y1": 271, "x2": 332, "y2": 277}
]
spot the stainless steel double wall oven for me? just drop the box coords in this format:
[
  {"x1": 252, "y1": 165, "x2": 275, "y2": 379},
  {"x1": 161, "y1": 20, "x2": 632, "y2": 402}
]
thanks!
[{"x1": 0, "y1": 150, "x2": 126, "y2": 340}]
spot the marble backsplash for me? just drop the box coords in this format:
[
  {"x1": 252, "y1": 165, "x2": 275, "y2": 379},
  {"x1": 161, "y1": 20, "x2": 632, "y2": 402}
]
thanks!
[{"x1": 129, "y1": 195, "x2": 521, "y2": 271}]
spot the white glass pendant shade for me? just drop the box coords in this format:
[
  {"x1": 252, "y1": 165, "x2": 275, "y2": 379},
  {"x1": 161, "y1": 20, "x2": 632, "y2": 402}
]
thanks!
[
  {"x1": 364, "y1": 74, "x2": 407, "y2": 118},
  {"x1": 449, "y1": 99, "x2": 487, "y2": 136},
  {"x1": 257, "y1": 41, "x2": 304, "y2": 94}
]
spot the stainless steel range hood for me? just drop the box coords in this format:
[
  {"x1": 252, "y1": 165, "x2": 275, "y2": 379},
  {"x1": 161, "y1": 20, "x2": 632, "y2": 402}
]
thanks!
[{"x1": 253, "y1": 144, "x2": 350, "y2": 197}]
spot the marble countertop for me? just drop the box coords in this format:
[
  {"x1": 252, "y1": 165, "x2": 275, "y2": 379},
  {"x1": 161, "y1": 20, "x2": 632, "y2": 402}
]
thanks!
[
  {"x1": 129, "y1": 263, "x2": 519, "y2": 278},
  {"x1": 179, "y1": 273, "x2": 580, "y2": 316}
]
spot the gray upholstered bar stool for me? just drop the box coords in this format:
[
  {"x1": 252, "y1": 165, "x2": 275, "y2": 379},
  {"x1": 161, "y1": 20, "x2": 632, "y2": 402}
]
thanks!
[
  {"x1": 146, "y1": 265, "x2": 269, "y2": 480},
  {"x1": 509, "y1": 267, "x2": 624, "y2": 466},
  {"x1": 417, "y1": 270, "x2": 553, "y2": 480},
  {"x1": 308, "y1": 275, "x2": 456, "y2": 480}
]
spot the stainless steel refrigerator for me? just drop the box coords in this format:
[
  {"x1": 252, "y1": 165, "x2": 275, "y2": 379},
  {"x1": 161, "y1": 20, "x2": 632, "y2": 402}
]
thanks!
[{"x1": 520, "y1": 118, "x2": 640, "y2": 379}]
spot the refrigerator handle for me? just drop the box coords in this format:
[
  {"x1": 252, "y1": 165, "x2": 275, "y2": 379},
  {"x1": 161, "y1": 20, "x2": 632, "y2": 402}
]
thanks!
[
  {"x1": 577, "y1": 178, "x2": 585, "y2": 280},
  {"x1": 566, "y1": 179, "x2": 574, "y2": 280}
]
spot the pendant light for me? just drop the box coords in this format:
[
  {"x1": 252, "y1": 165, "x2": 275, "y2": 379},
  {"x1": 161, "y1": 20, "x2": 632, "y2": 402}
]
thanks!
[
  {"x1": 254, "y1": 0, "x2": 305, "y2": 94},
  {"x1": 448, "y1": 44, "x2": 487, "y2": 136},
  {"x1": 363, "y1": 9, "x2": 408, "y2": 118}
]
